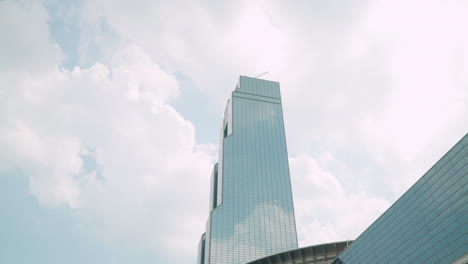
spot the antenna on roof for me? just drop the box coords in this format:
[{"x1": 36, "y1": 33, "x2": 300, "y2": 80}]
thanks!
[{"x1": 253, "y1": 71, "x2": 269, "y2": 78}]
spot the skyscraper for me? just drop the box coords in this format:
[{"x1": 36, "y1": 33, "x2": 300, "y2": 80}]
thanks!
[{"x1": 198, "y1": 76, "x2": 298, "y2": 264}]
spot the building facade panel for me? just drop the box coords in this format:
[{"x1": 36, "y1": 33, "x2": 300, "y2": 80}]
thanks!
[{"x1": 333, "y1": 134, "x2": 468, "y2": 264}]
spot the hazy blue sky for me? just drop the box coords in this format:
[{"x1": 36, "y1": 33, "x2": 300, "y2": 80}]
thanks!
[{"x1": 0, "y1": 0, "x2": 467, "y2": 263}]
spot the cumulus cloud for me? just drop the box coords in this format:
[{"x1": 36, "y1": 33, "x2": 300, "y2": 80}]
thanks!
[
  {"x1": 0, "y1": 2, "x2": 215, "y2": 261},
  {"x1": 81, "y1": 0, "x2": 289, "y2": 102},
  {"x1": 0, "y1": 53, "x2": 216, "y2": 255},
  {"x1": 0, "y1": 1, "x2": 63, "y2": 72},
  {"x1": 289, "y1": 155, "x2": 390, "y2": 246},
  {"x1": 80, "y1": 0, "x2": 467, "y2": 181}
]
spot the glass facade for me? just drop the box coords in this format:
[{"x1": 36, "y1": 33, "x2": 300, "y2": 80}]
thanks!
[
  {"x1": 199, "y1": 76, "x2": 298, "y2": 264},
  {"x1": 198, "y1": 233, "x2": 206, "y2": 264},
  {"x1": 333, "y1": 133, "x2": 468, "y2": 264}
]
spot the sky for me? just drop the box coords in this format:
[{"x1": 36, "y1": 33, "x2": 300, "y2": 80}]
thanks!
[{"x1": 0, "y1": 0, "x2": 467, "y2": 263}]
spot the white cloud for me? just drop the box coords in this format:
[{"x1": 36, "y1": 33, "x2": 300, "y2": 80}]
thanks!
[
  {"x1": 0, "y1": 2, "x2": 215, "y2": 260},
  {"x1": 81, "y1": 0, "x2": 290, "y2": 103},
  {"x1": 0, "y1": 46, "x2": 215, "y2": 252},
  {"x1": 80, "y1": 0, "x2": 467, "y2": 164},
  {"x1": 0, "y1": 0, "x2": 62, "y2": 73},
  {"x1": 289, "y1": 155, "x2": 390, "y2": 246}
]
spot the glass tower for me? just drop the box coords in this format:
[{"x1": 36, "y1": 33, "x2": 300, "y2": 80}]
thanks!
[{"x1": 198, "y1": 76, "x2": 298, "y2": 264}]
